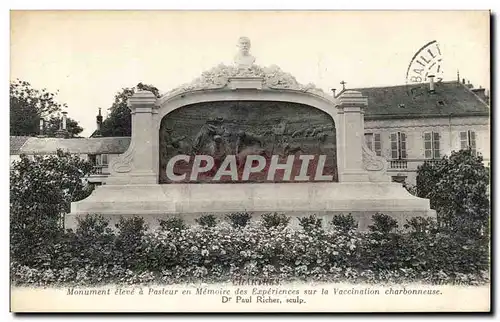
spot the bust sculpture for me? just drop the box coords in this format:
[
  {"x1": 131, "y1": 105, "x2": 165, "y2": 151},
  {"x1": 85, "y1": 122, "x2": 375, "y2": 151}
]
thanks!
[{"x1": 234, "y1": 36, "x2": 256, "y2": 69}]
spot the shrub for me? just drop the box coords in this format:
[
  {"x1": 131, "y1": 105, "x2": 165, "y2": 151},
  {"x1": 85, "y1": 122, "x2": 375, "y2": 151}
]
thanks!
[
  {"x1": 75, "y1": 214, "x2": 113, "y2": 236},
  {"x1": 226, "y1": 212, "x2": 252, "y2": 228},
  {"x1": 195, "y1": 214, "x2": 218, "y2": 227},
  {"x1": 298, "y1": 214, "x2": 323, "y2": 232},
  {"x1": 10, "y1": 151, "x2": 93, "y2": 267},
  {"x1": 416, "y1": 149, "x2": 490, "y2": 237},
  {"x1": 261, "y1": 212, "x2": 291, "y2": 229},
  {"x1": 362, "y1": 214, "x2": 403, "y2": 272},
  {"x1": 368, "y1": 213, "x2": 398, "y2": 234},
  {"x1": 330, "y1": 213, "x2": 358, "y2": 232},
  {"x1": 404, "y1": 216, "x2": 438, "y2": 235},
  {"x1": 159, "y1": 217, "x2": 186, "y2": 231},
  {"x1": 61, "y1": 215, "x2": 115, "y2": 270},
  {"x1": 10, "y1": 214, "x2": 490, "y2": 286},
  {"x1": 114, "y1": 217, "x2": 148, "y2": 271}
]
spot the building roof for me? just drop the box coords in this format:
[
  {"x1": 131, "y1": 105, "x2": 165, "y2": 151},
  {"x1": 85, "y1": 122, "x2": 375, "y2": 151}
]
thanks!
[
  {"x1": 352, "y1": 81, "x2": 490, "y2": 120},
  {"x1": 11, "y1": 136, "x2": 131, "y2": 155},
  {"x1": 10, "y1": 136, "x2": 30, "y2": 154}
]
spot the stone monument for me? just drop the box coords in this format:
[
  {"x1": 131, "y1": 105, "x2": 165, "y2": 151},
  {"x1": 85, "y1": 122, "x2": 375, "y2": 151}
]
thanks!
[{"x1": 67, "y1": 38, "x2": 436, "y2": 230}]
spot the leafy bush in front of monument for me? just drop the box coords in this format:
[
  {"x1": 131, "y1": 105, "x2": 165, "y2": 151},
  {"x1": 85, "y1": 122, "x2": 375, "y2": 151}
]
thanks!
[
  {"x1": 357, "y1": 213, "x2": 404, "y2": 272},
  {"x1": 114, "y1": 217, "x2": 148, "y2": 271},
  {"x1": 50, "y1": 215, "x2": 116, "y2": 271},
  {"x1": 159, "y1": 217, "x2": 187, "y2": 231},
  {"x1": 195, "y1": 214, "x2": 218, "y2": 227},
  {"x1": 415, "y1": 149, "x2": 490, "y2": 237},
  {"x1": 260, "y1": 212, "x2": 291, "y2": 229},
  {"x1": 368, "y1": 213, "x2": 398, "y2": 233},
  {"x1": 226, "y1": 212, "x2": 252, "y2": 228},
  {"x1": 298, "y1": 215, "x2": 323, "y2": 232},
  {"x1": 10, "y1": 213, "x2": 490, "y2": 287},
  {"x1": 403, "y1": 216, "x2": 438, "y2": 234},
  {"x1": 330, "y1": 213, "x2": 358, "y2": 232}
]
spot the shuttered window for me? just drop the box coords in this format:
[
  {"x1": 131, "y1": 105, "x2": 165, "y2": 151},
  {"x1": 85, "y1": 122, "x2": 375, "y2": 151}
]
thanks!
[
  {"x1": 101, "y1": 154, "x2": 109, "y2": 165},
  {"x1": 424, "y1": 132, "x2": 440, "y2": 159},
  {"x1": 390, "y1": 132, "x2": 407, "y2": 159},
  {"x1": 460, "y1": 130, "x2": 477, "y2": 156}
]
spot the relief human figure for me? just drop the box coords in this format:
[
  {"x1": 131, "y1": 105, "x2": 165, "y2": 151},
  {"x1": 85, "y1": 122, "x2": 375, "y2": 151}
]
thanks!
[
  {"x1": 234, "y1": 36, "x2": 256, "y2": 69},
  {"x1": 192, "y1": 117, "x2": 228, "y2": 155},
  {"x1": 235, "y1": 129, "x2": 266, "y2": 167},
  {"x1": 282, "y1": 136, "x2": 302, "y2": 156},
  {"x1": 269, "y1": 119, "x2": 287, "y2": 155},
  {"x1": 162, "y1": 127, "x2": 189, "y2": 155},
  {"x1": 160, "y1": 127, "x2": 190, "y2": 181}
]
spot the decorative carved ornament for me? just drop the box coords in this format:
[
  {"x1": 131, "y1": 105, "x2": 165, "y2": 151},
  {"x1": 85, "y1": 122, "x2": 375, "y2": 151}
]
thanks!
[
  {"x1": 110, "y1": 140, "x2": 135, "y2": 174},
  {"x1": 362, "y1": 142, "x2": 387, "y2": 172},
  {"x1": 163, "y1": 63, "x2": 328, "y2": 99}
]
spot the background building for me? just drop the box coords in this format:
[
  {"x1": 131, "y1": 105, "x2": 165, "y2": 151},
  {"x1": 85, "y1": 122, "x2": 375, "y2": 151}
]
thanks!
[
  {"x1": 359, "y1": 77, "x2": 490, "y2": 184},
  {"x1": 10, "y1": 136, "x2": 130, "y2": 185}
]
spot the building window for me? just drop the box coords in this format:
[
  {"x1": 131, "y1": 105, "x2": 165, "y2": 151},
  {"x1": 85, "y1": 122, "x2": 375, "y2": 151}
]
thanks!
[
  {"x1": 101, "y1": 154, "x2": 108, "y2": 166},
  {"x1": 460, "y1": 130, "x2": 477, "y2": 155},
  {"x1": 89, "y1": 154, "x2": 97, "y2": 166},
  {"x1": 424, "y1": 132, "x2": 441, "y2": 159},
  {"x1": 89, "y1": 154, "x2": 108, "y2": 166},
  {"x1": 365, "y1": 133, "x2": 382, "y2": 156},
  {"x1": 390, "y1": 132, "x2": 407, "y2": 159}
]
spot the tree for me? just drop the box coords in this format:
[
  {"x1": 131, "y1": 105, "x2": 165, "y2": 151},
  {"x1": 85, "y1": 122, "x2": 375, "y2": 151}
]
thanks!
[
  {"x1": 10, "y1": 150, "x2": 94, "y2": 266},
  {"x1": 100, "y1": 83, "x2": 161, "y2": 137},
  {"x1": 10, "y1": 79, "x2": 66, "y2": 136},
  {"x1": 10, "y1": 150, "x2": 94, "y2": 230},
  {"x1": 415, "y1": 149, "x2": 490, "y2": 236},
  {"x1": 44, "y1": 115, "x2": 84, "y2": 138}
]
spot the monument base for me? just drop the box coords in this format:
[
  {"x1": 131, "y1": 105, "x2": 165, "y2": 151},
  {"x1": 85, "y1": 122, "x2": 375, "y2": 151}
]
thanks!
[{"x1": 67, "y1": 182, "x2": 436, "y2": 231}]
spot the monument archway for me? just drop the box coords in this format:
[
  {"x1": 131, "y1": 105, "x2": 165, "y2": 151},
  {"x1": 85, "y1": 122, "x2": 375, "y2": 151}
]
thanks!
[{"x1": 68, "y1": 38, "x2": 436, "y2": 230}]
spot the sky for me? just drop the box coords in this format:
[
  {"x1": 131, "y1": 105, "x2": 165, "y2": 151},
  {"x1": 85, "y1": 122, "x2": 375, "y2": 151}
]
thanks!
[{"x1": 10, "y1": 10, "x2": 490, "y2": 137}]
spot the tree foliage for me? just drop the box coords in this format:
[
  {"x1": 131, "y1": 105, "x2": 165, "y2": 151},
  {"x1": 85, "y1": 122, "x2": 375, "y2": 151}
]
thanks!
[
  {"x1": 10, "y1": 79, "x2": 83, "y2": 137},
  {"x1": 415, "y1": 149, "x2": 490, "y2": 236},
  {"x1": 10, "y1": 150, "x2": 94, "y2": 266},
  {"x1": 100, "y1": 83, "x2": 161, "y2": 137}
]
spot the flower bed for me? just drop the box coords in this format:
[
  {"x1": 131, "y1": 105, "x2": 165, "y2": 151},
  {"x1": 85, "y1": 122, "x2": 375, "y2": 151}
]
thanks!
[{"x1": 10, "y1": 214, "x2": 490, "y2": 287}]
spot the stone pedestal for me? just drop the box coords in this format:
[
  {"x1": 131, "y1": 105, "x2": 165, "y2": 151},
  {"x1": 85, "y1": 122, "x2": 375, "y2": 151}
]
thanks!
[
  {"x1": 336, "y1": 91, "x2": 371, "y2": 182},
  {"x1": 68, "y1": 182, "x2": 435, "y2": 231},
  {"x1": 106, "y1": 91, "x2": 158, "y2": 185}
]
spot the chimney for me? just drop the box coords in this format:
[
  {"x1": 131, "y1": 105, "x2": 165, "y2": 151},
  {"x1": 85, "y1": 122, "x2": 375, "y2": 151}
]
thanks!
[
  {"x1": 96, "y1": 108, "x2": 103, "y2": 131},
  {"x1": 55, "y1": 112, "x2": 69, "y2": 138},
  {"x1": 472, "y1": 87, "x2": 488, "y2": 102},
  {"x1": 428, "y1": 75, "x2": 435, "y2": 92},
  {"x1": 62, "y1": 111, "x2": 68, "y2": 130},
  {"x1": 38, "y1": 118, "x2": 46, "y2": 137},
  {"x1": 331, "y1": 88, "x2": 336, "y2": 97},
  {"x1": 39, "y1": 118, "x2": 44, "y2": 134},
  {"x1": 462, "y1": 78, "x2": 466, "y2": 84}
]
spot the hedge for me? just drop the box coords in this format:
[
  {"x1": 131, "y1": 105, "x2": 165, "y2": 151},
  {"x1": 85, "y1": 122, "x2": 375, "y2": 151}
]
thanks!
[{"x1": 10, "y1": 214, "x2": 490, "y2": 287}]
